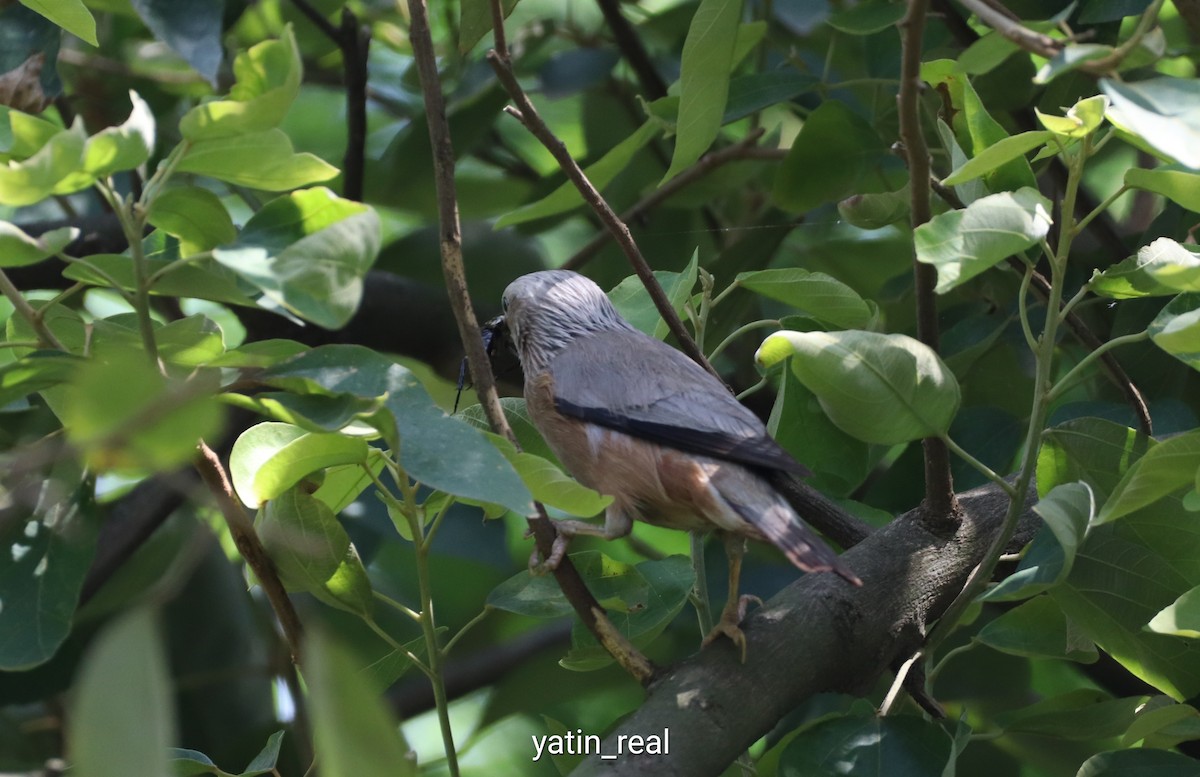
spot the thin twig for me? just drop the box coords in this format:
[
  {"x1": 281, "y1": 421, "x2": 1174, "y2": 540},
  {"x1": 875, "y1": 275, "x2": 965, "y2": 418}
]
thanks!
[
  {"x1": 899, "y1": 0, "x2": 957, "y2": 525},
  {"x1": 339, "y1": 9, "x2": 370, "y2": 201},
  {"x1": 486, "y1": 41, "x2": 719, "y2": 381},
  {"x1": 406, "y1": 0, "x2": 656, "y2": 685},
  {"x1": 953, "y1": 0, "x2": 1062, "y2": 59},
  {"x1": 563, "y1": 132, "x2": 777, "y2": 271},
  {"x1": 594, "y1": 0, "x2": 669, "y2": 99},
  {"x1": 194, "y1": 441, "x2": 305, "y2": 663},
  {"x1": 0, "y1": 269, "x2": 65, "y2": 350}
]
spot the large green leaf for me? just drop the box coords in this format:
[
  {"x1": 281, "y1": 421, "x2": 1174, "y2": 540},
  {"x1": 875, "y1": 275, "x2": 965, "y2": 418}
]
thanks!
[
  {"x1": 229, "y1": 422, "x2": 371, "y2": 509},
  {"x1": 773, "y1": 99, "x2": 888, "y2": 212},
  {"x1": 176, "y1": 129, "x2": 338, "y2": 191},
  {"x1": 18, "y1": 0, "x2": 96, "y2": 45},
  {"x1": 1148, "y1": 584, "x2": 1200, "y2": 638},
  {"x1": 0, "y1": 220, "x2": 76, "y2": 267},
  {"x1": 608, "y1": 251, "x2": 698, "y2": 339},
  {"x1": 257, "y1": 487, "x2": 373, "y2": 616},
  {"x1": 147, "y1": 186, "x2": 237, "y2": 251},
  {"x1": 180, "y1": 26, "x2": 301, "y2": 139},
  {"x1": 487, "y1": 432, "x2": 612, "y2": 517},
  {"x1": 1078, "y1": 749, "x2": 1200, "y2": 776},
  {"x1": 169, "y1": 731, "x2": 284, "y2": 777},
  {"x1": 976, "y1": 595, "x2": 1097, "y2": 662},
  {"x1": 1103, "y1": 77, "x2": 1200, "y2": 169},
  {"x1": 941, "y1": 131, "x2": 1053, "y2": 186},
  {"x1": 1093, "y1": 239, "x2": 1200, "y2": 299},
  {"x1": 0, "y1": 121, "x2": 85, "y2": 205},
  {"x1": 778, "y1": 713, "x2": 952, "y2": 776},
  {"x1": 997, "y1": 690, "x2": 1145, "y2": 740},
  {"x1": 1099, "y1": 429, "x2": 1200, "y2": 524},
  {"x1": 212, "y1": 188, "x2": 380, "y2": 329},
  {"x1": 55, "y1": 91, "x2": 155, "y2": 192},
  {"x1": 458, "y1": 0, "x2": 519, "y2": 52},
  {"x1": 735, "y1": 268, "x2": 875, "y2": 329},
  {"x1": 1148, "y1": 292, "x2": 1200, "y2": 372},
  {"x1": 756, "y1": 330, "x2": 960, "y2": 444},
  {"x1": 914, "y1": 188, "x2": 1052, "y2": 293},
  {"x1": 0, "y1": 352, "x2": 78, "y2": 406},
  {"x1": 69, "y1": 609, "x2": 174, "y2": 777},
  {"x1": 0, "y1": 461, "x2": 95, "y2": 669},
  {"x1": 662, "y1": 0, "x2": 743, "y2": 182},
  {"x1": 1125, "y1": 167, "x2": 1200, "y2": 214},
  {"x1": 131, "y1": 0, "x2": 224, "y2": 83},
  {"x1": 261, "y1": 345, "x2": 532, "y2": 513},
  {"x1": 304, "y1": 630, "x2": 417, "y2": 777},
  {"x1": 61, "y1": 351, "x2": 222, "y2": 472}
]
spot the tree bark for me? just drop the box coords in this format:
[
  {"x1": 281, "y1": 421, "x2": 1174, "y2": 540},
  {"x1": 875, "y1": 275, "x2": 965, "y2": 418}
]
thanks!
[{"x1": 570, "y1": 479, "x2": 1037, "y2": 777}]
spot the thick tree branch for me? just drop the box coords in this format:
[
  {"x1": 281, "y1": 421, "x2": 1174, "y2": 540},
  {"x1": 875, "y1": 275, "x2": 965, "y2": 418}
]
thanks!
[
  {"x1": 485, "y1": 36, "x2": 719, "y2": 381},
  {"x1": 953, "y1": 0, "x2": 1062, "y2": 59},
  {"x1": 194, "y1": 442, "x2": 305, "y2": 664},
  {"x1": 406, "y1": 0, "x2": 655, "y2": 684},
  {"x1": 570, "y1": 480, "x2": 1037, "y2": 777},
  {"x1": 899, "y1": 0, "x2": 957, "y2": 526}
]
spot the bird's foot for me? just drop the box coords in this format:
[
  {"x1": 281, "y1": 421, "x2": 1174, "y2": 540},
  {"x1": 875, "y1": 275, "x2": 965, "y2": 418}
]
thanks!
[
  {"x1": 527, "y1": 531, "x2": 571, "y2": 575},
  {"x1": 701, "y1": 595, "x2": 762, "y2": 663}
]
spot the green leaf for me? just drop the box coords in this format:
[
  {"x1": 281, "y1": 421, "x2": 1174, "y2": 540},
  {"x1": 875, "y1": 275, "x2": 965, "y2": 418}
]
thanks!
[
  {"x1": 1077, "y1": 749, "x2": 1200, "y2": 776},
  {"x1": 1149, "y1": 292, "x2": 1200, "y2": 372},
  {"x1": 1035, "y1": 94, "x2": 1109, "y2": 138},
  {"x1": 1034, "y1": 44, "x2": 1113, "y2": 84},
  {"x1": 170, "y1": 731, "x2": 283, "y2": 776},
  {"x1": 662, "y1": 0, "x2": 743, "y2": 182},
  {"x1": 212, "y1": 188, "x2": 380, "y2": 329},
  {"x1": 608, "y1": 251, "x2": 698, "y2": 339},
  {"x1": 90, "y1": 313, "x2": 225, "y2": 367},
  {"x1": 131, "y1": 0, "x2": 224, "y2": 84},
  {"x1": 53, "y1": 91, "x2": 155, "y2": 193},
  {"x1": 69, "y1": 609, "x2": 174, "y2": 777},
  {"x1": 258, "y1": 487, "x2": 373, "y2": 616},
  {"x1": 62, "y1": 249, "x2": 258, "y2": 309},
  {"x1": 722, "y1": 70, "x2": 816, "y2": 124},
  {"x1": 487, "y1": 433, "x2": 612, "y2": 517},
  {"x1": 977, "y1": 595, "x2": 1098, "y2": 661},
  {"x1": 0, "y1": 462, "x2": 96, "y2": 669},
  {"x1": 1121, "y1": 702, "x2": 1200, "y2": 748},
  {"x1": 826, "y1": 0, "x2": 905, "y2": 34},
  {"x1": 180, "y1": 26, "x2": 301, "y2": 140},
  {"x1": 148, "y1": 187, "x2": 237, "y2": 251},
  {"x1": 304, "y1": 630, "x2": 417, "y2": 777},
  {"x1": 457, "y1": 397, "x2": 557, "y2": 462},
  {"x1": 756, "y1": 330, "x2": 960, "y2": 445},
  {"x1": 239, "y1": 392, "x2": 380, "y2": 434},
  {"x1": 998, "y1": 690, "x2": 1145, "y2": 739},
  {"x1": 941, "y1": 131, "x2": 1053, "y2": 186},
  {"x1": 176, "y1": 129, "x2": 338, "y2": 191},
  {"x1": 914, "y1": 188, "x2": 1052, "y2": 293},
  {"x1": 1126, "y1": 168, "x2": 1200, "y2": 214},
  {"x1": 837, "y1": 186, "x2": 910, "y2": 230},
  {"x1": 495, "y1": 119, "x2": 659, "y2": 228},
  {"x1": 0, "y1": 221, "x2": 77, "y2": 267},
  {"x1": 0, "y1": 352, "x2": 78, "y2": 406},
  {"x1": 1102, "y1": 77, "x2": 1200, "y2": 169},
  {"x1": 1035, "y1": 481, "x2": 1095, "y2": 575},
  {"x1": 560, "y1": 554, "x2": 694, "y2": 670},
  {"x1": 778, "y1": 713, "x2": 952, "y2": 776},
  {"x1": 61, "y1": 352, "x2": 222, "y2": 472},
  {"x1": 1147, "y1": 584, "x2": 1200, "y2": 638},
  {"x1": 1099, "y1": 429, "x2": 1200, "y2": 524},
  {"x1": 229, "y1": 422, "x2": 370, "y2": 509},
  {"x1": 1037, "y1": 418, "x2": 1149, "y2": 500},
  {"x1": 458, "y1": 0, "x2": 519, "y2": 53},
  {"x1": 735, "y1": 268, "x2": 874, "y2": 329},
  {"x1": 0, "y1": 121, "x2": 85, "y2": 205},
  {"x1": 18, "y1": 0, "x2": 97, "y2": 46},
  {"x1": 773, "y1": 99, "x2": 888, "y2": 212},
  {"x1": 261, "y1": 345, "x2": 532, "y2": 513},
  {"x1": 1093, "y1": 239, "x2": 1200, "y2": 299}
]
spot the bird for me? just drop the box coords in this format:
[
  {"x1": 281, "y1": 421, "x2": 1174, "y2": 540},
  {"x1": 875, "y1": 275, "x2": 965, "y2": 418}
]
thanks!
[{"x1": 499, "y1": 269, "x2": 860, "y2": 660}]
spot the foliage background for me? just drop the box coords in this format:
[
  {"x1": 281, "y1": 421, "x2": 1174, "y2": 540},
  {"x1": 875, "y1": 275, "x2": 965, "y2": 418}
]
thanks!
[{"x1": 1, "y1": 0, "x2": 1200, "y2": 775}]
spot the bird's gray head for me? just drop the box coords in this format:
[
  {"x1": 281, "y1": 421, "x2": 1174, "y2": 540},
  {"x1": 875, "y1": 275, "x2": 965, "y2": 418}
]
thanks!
[{"x1": 501, "y1": 270, "x2": 633, "y2": 373}]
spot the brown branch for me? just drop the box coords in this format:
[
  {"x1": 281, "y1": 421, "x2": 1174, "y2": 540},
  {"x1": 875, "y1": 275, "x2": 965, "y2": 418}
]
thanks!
[
  {"x1": 405, "y1": 0, "x2": 655, "y2": 685},
  {"x1": 338, "y1": 9, "x2": 370, "y2": 201},
  {"x1": 930, "y1": 179, "x2": 1153, "y2": 436},
  {"x1": 594, "y1": 0, "x2": 668, "y2": 99},
  {"x1": 563, "y1": 131, "x2": 776, "y2": 271},
  {"x1": 953, "y1": 0, "x2": 1062, "y2": 59},
  {"x1": 485, "y1": 36, "x2": 720, "y2": 381},
  {"x1": 899, "y1": 0, "x2": 957, "y2": 526},
  {"x1": 194, "y1": 441, "x2": 305, "y2": 664}
]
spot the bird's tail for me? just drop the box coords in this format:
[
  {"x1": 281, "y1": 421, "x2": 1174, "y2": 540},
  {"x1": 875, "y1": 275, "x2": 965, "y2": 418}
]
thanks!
[{"x1": 724, "y1": 487, "x2": 862, "y2": 587}]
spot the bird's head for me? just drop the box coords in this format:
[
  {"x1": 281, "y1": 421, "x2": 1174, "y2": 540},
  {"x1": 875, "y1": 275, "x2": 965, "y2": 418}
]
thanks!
[{"x1": 501, "y1": 270, "x2": 632, "y2": 373}]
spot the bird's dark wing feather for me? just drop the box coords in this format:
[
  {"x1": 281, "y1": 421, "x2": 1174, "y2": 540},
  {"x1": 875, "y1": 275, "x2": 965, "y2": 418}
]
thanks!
[{"x1": 549, "y1": 329, "x2": 810, "y2": 476}]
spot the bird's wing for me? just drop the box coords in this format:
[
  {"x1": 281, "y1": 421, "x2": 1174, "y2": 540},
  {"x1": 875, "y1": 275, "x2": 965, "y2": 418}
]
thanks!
[{"x1": 548, "y1": 329, "x2": 810, "y2": 476}]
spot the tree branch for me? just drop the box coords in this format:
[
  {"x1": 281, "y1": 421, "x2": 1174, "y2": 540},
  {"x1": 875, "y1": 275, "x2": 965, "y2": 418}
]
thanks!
[
  {"x1": 563, "y1": 132, "x2": 778, "y2": 271},
  {"x1": 570, "y1": 479, "x2": 1038, "y2": 777},
  {"x1": 405, "y1": 0, "x2": 655, "y2": 685},
  {"x1": 485, "y1": 35, "x2": 719, "y2": 381},
  {"x1": 899, "y1": 0, "x2": 957, "y2": 526},
  {"x1": 594, "y1": 0, "x2": 668, "y2": 99},
  {"x1": 952, "y1": 0, "x2": 1062, "y2": 59},
  {"x1": 194, "y1": 441, "x2": 305, "y2": 664}
]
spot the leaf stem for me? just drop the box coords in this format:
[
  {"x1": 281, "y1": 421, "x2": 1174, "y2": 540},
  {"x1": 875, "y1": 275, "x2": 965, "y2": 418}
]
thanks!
[
  {"x1": 0, "y1": 269, "x2": 65, "y2": 350},
  {"x1": 1048, "y1": 330, "x2": 1149, "y2": 401},
  {"x1": 1072, "y1": 185, "x2": 1129, "y2": 238},
  {"x1": 688, "y1": 532, "x2": 714, "y2": 638},
  {"x1": 941, "y1": 436, "x2": 1015, "y2": 496},
  {"x1": 372, "y1": 590, "x2": 423, "y2": 624},
  {"x1": 364, "y1": 617, "x2": 433, "y2": 678},
  {"x1": 708, "y1": 319, "x2": 780, "y2": 363},
  {"x1": 443, "y1": 606, "x2": 492, "y2": 656},
  {"x1": 1017, "y1": 264, "x2": 1039, "y2": 353}
]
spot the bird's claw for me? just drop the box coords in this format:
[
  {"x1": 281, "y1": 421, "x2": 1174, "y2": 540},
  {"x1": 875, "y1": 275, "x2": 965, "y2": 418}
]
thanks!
[
  {"x1": 527, "y1": 532, "x2": 571, "y2": 575},
  {"x1": 701, "y1": 595, "x2": 762, "y2": 663}
]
